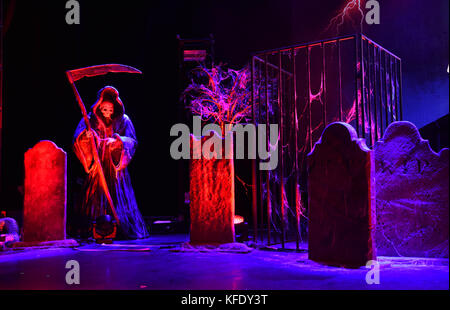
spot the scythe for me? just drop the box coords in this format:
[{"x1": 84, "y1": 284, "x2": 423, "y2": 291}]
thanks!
[{"x1": 66, "y1": 64, "x2": 142, "y2": 226}]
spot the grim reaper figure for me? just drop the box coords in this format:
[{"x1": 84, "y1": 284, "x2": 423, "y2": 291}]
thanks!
[{"x1": 73, "y1": 86, "x2": 148, "y2": 239}]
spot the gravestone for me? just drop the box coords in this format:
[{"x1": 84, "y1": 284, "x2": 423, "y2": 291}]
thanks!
[
  {"x1": 374, "y1": 121, "x2": 449, "y2": 258},
  {"x1": 23, "y1": 141, "x2": 67, "y2": 242},
  {"x1": 307, "y1": 122, "x2": 376, "y2": 267},
  {"x1": 189, "y1": 132, "x2": 235, "y2": 244}
]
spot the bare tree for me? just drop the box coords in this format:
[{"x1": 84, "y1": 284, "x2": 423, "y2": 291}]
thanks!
[{"x1": 183, "y1": 64, "x2": 252, "y2": 128}]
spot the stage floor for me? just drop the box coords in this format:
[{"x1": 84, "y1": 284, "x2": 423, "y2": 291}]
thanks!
[{"x1": 0, "y1": 234, "x2": 448, "y2": 290}]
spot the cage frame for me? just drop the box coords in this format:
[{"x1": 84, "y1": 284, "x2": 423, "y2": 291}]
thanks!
[{"x1": 250, "y1": 33, "x2": 402, "y2": 249}]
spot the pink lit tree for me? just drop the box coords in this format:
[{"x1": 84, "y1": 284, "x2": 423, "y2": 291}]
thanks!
[{"x1": 183, "y1": 64, "x2": 252, "y2": 128}]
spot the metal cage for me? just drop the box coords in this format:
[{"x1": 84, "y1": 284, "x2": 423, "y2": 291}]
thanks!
[{"x1": 250, "y1": 34, "x2": 402, "y2": 249}]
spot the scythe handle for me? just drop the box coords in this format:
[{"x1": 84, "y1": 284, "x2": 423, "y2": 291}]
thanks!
[{"x1": 66, "y1": 72, "x2": 121, "y2": 226}]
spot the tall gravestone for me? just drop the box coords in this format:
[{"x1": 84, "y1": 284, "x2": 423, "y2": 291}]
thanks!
[
  {"x1": 307, "y1": 122, "x2": 376, "y2": 267},
  {"x1": 189, "y1": 132, "x2": 235, "y2": 244},
  {"x1": 374, "y1": 121, "x2": 449, "y2": 258},
  {"x1": 23, "y1": 141, "x2": 67, "y2": 242}
]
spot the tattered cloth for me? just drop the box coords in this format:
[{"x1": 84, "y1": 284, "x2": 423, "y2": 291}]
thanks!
[{"x1": 73, "y1": 86, "x2": 148, "y2": 239}]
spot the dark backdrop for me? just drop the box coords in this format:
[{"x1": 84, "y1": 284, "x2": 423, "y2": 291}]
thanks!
[{"x1": 1, "y1": 0, "x2": 448, "y2": 220}]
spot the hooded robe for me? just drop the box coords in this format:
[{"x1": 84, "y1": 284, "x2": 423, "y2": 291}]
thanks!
[{"x1": 73, "y1": 86, "x2": 148, "y2": 239}]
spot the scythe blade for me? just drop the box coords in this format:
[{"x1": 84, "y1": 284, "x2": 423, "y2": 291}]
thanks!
[{"x1": 67, "y1": 64, "x2": 142, "y2": 82}]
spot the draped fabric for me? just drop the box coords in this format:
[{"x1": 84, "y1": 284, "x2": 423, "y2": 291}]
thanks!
[{"x1": 73, "y1": 86, "x2": 148, "y2": 239}]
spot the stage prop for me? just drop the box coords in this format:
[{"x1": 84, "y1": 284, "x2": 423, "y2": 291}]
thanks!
[
  {"x1": 189, "y1": 133, "x2": 235, "y2": 244},
  {"x1": 184, "y1": 65, "x2": 251, "y2": 244},
  {"x1": 72, "y1": 86, "x2": 148, "y2": 239},
  {"x1": 0, "y1": 217, "x2": 20, "y2": 250},
  {"x1": 93, "y1": 215, "x2": 117, "y2": 244},
  {"x1": 251, "y1": 34, "x2": 402, "y2": 249},
  {"x1": 68, "y1": 64, "x2": 148, "y2": 239},
  {"x1": 66, "y1": 64, "x2": 142, "y2": 227},
  {"x1": 23, "y1": 141, "x2": 67, "y2": 242},
  {"x1": 307, "y1": 122, "x2": 376, "y2": 267},
  {"x1": 374, "y1": 121, "x2": 449, "y2": 258}
]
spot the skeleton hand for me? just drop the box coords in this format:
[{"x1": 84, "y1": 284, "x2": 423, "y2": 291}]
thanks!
[
  {"x1": 105, "y1": 137, "x2": 121, "y2": 149},
  {"x1": 105, "y1": 137, "x2": 116, "y2": 145},
  {"x1": 84, "y1": 130, "x2": 100, "y2": 145},
  {"x1": 85, "y1": 130, "x2": 98, "y2": 139}
]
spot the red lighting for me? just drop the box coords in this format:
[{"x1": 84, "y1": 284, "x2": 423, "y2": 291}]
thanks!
[
  {"x1": 234, "y1": 215, "x2": 244, "y2": 225},
  {"x1": 184, "y1": 50, "x2": 207, "y2": 62}
]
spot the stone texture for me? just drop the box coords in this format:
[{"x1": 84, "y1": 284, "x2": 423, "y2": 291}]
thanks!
[
  {"x1": 189, "y1": 133, "x2": 235, "y2": 244},
  {"x1": 23, "y1": 141, "x2": 67, "y2": 242},
  {"x1": 307, "y1": 122, "x2": 376, "y2": 267},
  {"x1": 374, "y1": 121, "x2": 449, "y2": 258}
]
